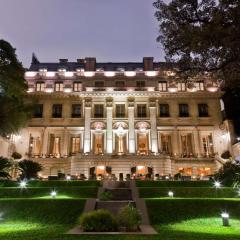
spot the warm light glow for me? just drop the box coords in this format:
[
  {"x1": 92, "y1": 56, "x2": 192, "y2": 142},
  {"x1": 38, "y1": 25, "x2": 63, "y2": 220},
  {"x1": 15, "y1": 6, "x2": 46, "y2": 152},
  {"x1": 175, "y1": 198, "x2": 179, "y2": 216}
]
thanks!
[
  {"x1": 19, "y1": 181, "x2": 27, "y2": 188},
  {"x1": 104, "y1": 71, "x2": 115, "y2": 77},
  {"x1": 168, "y1": 191, "x2": 174, "y2": 197},
  {"x1": 25, "y1": 71, "x2": 37, "y2": 77},
  {"x1": 168, "y1": 86, "x2": 178, "y2": 93},
  {"x1": 124, "y1": 71, "x2": 136, "y2": 77},
  {"x1": 66, "y1": 175, "x2": 71, "y2": 180},
  {"x1": 45, "y1": 88, "x2": 53, "y2": 93},
  {"x1": 147, "y1": 87, "x2": 155, "y2": 92},
  {"x1": 207, "y1": 86, "x2": 218, "y2": 92},
  {"x1": 137, "y1": 166, "x2": 144, "y2": 170},
  {"x1": 214, "y1": 181, "x2": 221, "y2": 188},
  {"x1": 64, "y1": 72, "x2": 74, "y2": 77},
  {"x1": 64, "y1": 88, "x2": 72, "y2": 93},
  {"x1": 27, "y1": 88, "x2": 34, "y2": 93},
  {"x1": 84, "y1": 71, "x2": 95, "y2": 77},
  {"x1": 98, "y1": 166, "x2": 105, "y2": 170},
  {"x1": 145, "y1": 71, "x2": 157, "y2": 77},
  {"x1": 107, "y1": 88, "x2": 114, "y2": 92},
  {"x1": 50, "y1": 190, "x2": 57, "y2": 198},
  {"x1": 46, "y1": 72, "x2": 56, "y2": 77},
  {"x1": 221, "y1": 212, "x2": 229, "y2": 218}
]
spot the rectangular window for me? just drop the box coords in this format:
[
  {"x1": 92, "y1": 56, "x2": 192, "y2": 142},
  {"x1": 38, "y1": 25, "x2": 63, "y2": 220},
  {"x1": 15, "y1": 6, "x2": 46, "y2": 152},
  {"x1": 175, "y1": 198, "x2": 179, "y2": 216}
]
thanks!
[
  {"x1": 71, "y1": 137, "x2": 81, "y2": 154},
  {"x1": 137, "y1": 104, "x2": 147, "y2": 118},
  {"x1": 198, "y1": 104, "x2": 209, "y2": 117},
  {"x1": 73, "y1": 82, "x2": 82, "y2": 92},
  {"x1": 177, "y1": 82, "x2": 186, "y2": 91},
  {"x1": 72, "y1": 104, "x2": 81, "y2": 118},
  {"x1": 160, "y1": 134, "x2": 172, "y2": 154},
  {"x1": 158, "y1": 81, "x2": 167, "y2": 92},
  {"x1": 179, "y1": 104, "x2": 189, "y2": 117},
  {"x1": 181, "y1": 133, "x2": 193, "y2": 157},
  {"x1": 159, "y1": 104, "x2": 170, "y2": 117},
  {"x1": 195, "y1": 81, "x2": 204, "y2": 91},
  {"x1": 33, "y1": 104, "x2": 43, "y2": 118},
  {"x1": 136, "y1": 81, "x2": 145, "y2": 88},
  {"x1": 36, "y1": 82, "x2": 45, "y2": 91},
  {"x1": 94, "y1": 104, "x2": 104, "y2": 118},
  {"x1": 202, "y1": 133, "x2": 214, "y2": 157},
  {"x1": 95, "y1": 81, "x2": 104, "y2": 87},
  {"x1": 52, "y1": 104, "x2": 62, "y2": 118},
  {"x1": 55, "y1": 82, "x2": 64, "y2": 92},
  {"x1": 115, "y1": 81, "x2": 125, "y2": 88},
  {"x1": 116, "y1": 104, "x2": 125, "y2": 118}
]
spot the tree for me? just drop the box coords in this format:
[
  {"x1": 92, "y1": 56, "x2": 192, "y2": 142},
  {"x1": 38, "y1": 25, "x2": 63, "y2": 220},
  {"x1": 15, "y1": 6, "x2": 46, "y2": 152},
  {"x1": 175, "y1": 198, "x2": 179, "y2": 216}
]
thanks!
[
  {"x1": 153, "y1": 0, "x2": 240, "y2": 88},
  {"x1": 0, "y1": 157, "x2": 12, "y2": 179},
  {"x1": 18, "y1": 160, "x2": 43, "y2": 180},
  {"x1": 0, "y1": 39, "x2": 30, "y2": 136},
  {"x1": 215, "y1": 161, "x2": 240, "y2": 187}
]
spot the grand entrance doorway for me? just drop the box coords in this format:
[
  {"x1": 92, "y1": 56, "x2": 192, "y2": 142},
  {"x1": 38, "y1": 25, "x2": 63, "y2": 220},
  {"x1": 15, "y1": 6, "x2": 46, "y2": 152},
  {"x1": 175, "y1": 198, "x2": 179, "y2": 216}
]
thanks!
[
  {"x1": 89, "y1": 166, "x2": 112, "y2": 180},
  {"x1": 131, "y1": 166, "x2": 153, "y2": 180}
]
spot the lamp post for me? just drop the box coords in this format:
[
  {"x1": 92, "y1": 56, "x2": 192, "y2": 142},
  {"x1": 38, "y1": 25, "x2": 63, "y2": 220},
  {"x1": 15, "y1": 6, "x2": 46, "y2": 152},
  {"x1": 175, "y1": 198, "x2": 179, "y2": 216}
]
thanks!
[{"x1": 221, "y1": 213, "x2": 230, "y2": 226}]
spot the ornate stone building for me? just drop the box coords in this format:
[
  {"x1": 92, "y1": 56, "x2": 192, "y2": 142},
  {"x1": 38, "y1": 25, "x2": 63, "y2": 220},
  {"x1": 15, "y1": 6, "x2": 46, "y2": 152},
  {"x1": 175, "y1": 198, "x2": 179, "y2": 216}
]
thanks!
[{"x1": 8, "y1": 56, "x2": 233, "y2": 179}]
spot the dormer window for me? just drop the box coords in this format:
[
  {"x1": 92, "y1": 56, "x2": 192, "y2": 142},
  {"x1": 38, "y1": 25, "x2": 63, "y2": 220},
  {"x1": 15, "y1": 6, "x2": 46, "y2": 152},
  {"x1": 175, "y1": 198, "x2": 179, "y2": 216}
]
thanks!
[{"x1": 39, "y1": 68, "x2": 47, "y2": 76}]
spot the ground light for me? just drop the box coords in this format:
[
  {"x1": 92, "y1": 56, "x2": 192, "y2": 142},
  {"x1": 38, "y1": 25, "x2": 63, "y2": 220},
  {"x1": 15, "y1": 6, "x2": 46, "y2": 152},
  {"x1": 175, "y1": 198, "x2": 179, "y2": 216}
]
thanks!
[
  {"x1": 50, "y1": 190, "x2": 57, "y2": 198},
  {"x1": 221, "y1": 212, "x2": 230, "y2": 226},
  {"x1": 66, "y1": 175, "x2": 71, "y2": 180},
  {"x1": 214, "y1": 181, "x2": 221, "y2": 188},
  {"x1": 168, "y1": 191, "x2": 174, "y2": 198},
  {"x1": 19, "y1": 180, "x2": 27, "y2": 188}
]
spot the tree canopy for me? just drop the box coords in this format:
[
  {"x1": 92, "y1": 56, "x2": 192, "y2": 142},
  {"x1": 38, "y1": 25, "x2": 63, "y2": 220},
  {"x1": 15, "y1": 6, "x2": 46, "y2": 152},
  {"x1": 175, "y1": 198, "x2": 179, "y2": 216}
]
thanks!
[
  {"x1": 0, "y1": 39, "x2": 30, "y2": 136},
  {"x1": 153, "y1": 0, "x2": 240, "y2": 88}
]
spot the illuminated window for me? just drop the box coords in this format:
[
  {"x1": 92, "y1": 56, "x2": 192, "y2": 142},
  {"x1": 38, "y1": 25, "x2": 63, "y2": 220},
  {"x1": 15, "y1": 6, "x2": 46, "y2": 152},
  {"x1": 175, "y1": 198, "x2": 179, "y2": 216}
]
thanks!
[
  {"x1": 71, "y1": 137, "x2": 81, "y2": 154},
  {"x1": 160, "y1": 134, "x2": 172, "y2": 154},
  {"x1": 177, "y1": 82, "x2": 186, "y2": 91},
  {"x1": 55, "y1": 82, "x2": 64, "y2": 92},
  {"x1": 73, "y1": 82, "x2": 82, "y2": 92},
  {"x1": 158, "y1": 81, "x2": 167, "y2": 92},
  {"x1": 181, "y1": 133, "x2": 193, "y2": 157},
  {"x1": 202, "y1": 133, "x2": 214, "y2": 157},
  {"x1": 36, "y1": 82, "x2": 45, "y2": 91},
  {"x1": 195, "y1": 81, "x2": 204, "y2": 91}
]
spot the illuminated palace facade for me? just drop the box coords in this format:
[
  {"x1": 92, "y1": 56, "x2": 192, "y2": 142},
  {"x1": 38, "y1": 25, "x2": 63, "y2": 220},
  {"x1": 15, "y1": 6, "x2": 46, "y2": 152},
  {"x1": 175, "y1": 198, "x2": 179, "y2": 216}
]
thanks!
[{"x1": 13, "y1": 56, "x2": 232, "y2": 179}]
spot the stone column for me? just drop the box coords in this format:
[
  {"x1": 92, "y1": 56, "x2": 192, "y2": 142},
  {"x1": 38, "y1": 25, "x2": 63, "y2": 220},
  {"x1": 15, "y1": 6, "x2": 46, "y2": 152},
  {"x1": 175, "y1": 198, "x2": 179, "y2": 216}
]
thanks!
[
  {"x1": 106, "y1": 97, "x2": 113, "y2": 154},
  {"x1": 172, "y1": 127, "x2": 179, "y2": 156},
  {"x1": 149, "y1": 98, "x2": 158, "y2": 153},
  {"x1": 128, "y1": 97, "x2": 135, "y2": 153},
  {"x1": 84, "y1": 98, "x2": 92, "y2": 153},
  {"x1": 193, "y1": 127, "x2": 201, "y2": 157},
  {"x1": 41, "y1": 127, "x2": 49, "y2": 157},
  {"x1": 62, "y1": 127, "x2": 69, "y2": 157}
]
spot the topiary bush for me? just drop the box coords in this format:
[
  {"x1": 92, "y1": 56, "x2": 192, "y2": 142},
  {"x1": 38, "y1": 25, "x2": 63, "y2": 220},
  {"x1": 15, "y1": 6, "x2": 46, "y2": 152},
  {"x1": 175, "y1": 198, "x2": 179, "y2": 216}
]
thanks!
[
  {"x1": 117, "y1": 204, "x2": 142, "y2": 231},
  {"x1": 79, "y1": 209, "x2": 118, "y2": 232}
]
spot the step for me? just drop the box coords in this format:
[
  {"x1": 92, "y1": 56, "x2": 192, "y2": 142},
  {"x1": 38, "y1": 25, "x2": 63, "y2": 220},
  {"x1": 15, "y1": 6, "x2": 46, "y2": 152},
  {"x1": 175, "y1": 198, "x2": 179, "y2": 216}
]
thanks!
[{"x1": 105, "y1": 188, "x2": 132, "y2": 200}]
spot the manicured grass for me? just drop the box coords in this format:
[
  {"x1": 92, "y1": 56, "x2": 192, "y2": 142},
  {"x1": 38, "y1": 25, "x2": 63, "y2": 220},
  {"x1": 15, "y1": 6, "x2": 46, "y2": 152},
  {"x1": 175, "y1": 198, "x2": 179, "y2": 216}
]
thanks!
[
  {"x1": 136, "y1": 180, "x2": 213, "y2": 188},
  {"x1": 139, "y1": 187, "x2": 238, "y2": 198},
  {"x1": 0, "y1": 186, "x2": 98, "y2": 198}
]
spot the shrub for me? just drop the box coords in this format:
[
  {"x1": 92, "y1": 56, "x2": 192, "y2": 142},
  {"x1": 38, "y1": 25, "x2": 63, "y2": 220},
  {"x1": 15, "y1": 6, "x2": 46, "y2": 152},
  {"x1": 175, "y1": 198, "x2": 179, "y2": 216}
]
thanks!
[
  {"x1": 0, "y1": 156, "x2": 12, "y2": 179},
  {"x1": 11, "y1": 152, "x2": 22, "y2": 159},
  {"x1": 117, "y1": 204, "x2": 142, "y2": 231},
  {"x1": 215, "y1": 161, "x2": 240, "y2": 186},
  {"x1": 79, "y1": 209, "x2": 118, "y2": 232},
  {"x1": 18, "y1": 160, "x2": 43, "y2": 180},
  {"x1": 99, "y1": 191, "x2": 113, "y2": 201},
  {"x1": 221, "y1": 150, "x2": 232, "y2": 159}
]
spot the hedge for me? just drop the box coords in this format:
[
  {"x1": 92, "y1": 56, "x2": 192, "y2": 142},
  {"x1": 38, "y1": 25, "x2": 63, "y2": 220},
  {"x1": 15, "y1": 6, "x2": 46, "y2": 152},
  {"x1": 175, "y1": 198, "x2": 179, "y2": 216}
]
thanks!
[
  {"x1": 146, "y1": 198, "x2": 240, "y2": 225},
  {"x1": 139, "y1": 187, "x2": 238, "y2": 198},
  {"x1": 136, "y1": 180, "x2": 213, "y2": 188},
  {"x1": 0, "y1": 180, "x2": 100, "y2": 188},
  {"x1": 0, "y1": 186, "x2": 98, "y2": 198},
  {"x1": 0, "y1": 199, "x2": 85, "y2": 224}
]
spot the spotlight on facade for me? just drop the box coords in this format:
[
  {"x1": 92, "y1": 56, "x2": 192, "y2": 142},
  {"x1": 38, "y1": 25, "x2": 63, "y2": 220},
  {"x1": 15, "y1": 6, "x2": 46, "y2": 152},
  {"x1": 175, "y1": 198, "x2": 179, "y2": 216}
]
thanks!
[
  {"x1": 168, "y1": 191, "x2": 174, "y2": 198},
  {"x1": 221, "y1": 212, "x2": 230, "y2": 226},
  {"x1": 19, "y1": 180, "x2": 27, "y2": 188},
  {"x1": 214, "y1": 181, "x2": 221, "y2": 188},
  {"x1": 50, "y1": 190, "x2": 57, "y2": 198}
]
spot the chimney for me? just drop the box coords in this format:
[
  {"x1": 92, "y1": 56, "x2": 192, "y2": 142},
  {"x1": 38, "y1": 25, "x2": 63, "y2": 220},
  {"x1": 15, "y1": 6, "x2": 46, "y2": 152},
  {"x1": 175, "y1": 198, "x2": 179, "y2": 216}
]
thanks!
[
  {"x1": 59, "y1": 59, "x2": 68, "y2": 63},
  {"x1": 77, "y1": 59, "x2": 85, "y2": 64},
  {"x1": 143, "y1": 57, "x2": 154, "y2": 71},
  {"x1": 85, "y1": 57, "x2": 96, "y2": 71}
]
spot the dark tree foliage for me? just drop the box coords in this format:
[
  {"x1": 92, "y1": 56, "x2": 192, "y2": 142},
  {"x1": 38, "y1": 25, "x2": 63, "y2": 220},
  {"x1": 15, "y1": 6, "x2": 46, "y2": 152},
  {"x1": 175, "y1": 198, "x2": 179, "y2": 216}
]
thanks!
[
  {"x1": 18, "y1": 160, "x2": 43, "y2": 180},
  {"x1": 215, "y1": 161, "x2": 240, "y2": 187},
  {"x1": 0, "y1": 39, "x2": 31, "y2": 136},
  {"x1": 153, "y1": 0, "x2": 240, "y2": 88},
  {"x1": 0, "y1": 156, "x2": 12, "y2": 179}
]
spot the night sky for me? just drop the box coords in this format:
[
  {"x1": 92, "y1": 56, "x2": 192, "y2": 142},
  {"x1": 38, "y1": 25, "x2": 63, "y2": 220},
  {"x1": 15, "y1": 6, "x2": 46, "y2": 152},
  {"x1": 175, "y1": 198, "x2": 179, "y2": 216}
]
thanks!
[{"x1": 0, "y1": 0, "x2": 167, "y2": 67}]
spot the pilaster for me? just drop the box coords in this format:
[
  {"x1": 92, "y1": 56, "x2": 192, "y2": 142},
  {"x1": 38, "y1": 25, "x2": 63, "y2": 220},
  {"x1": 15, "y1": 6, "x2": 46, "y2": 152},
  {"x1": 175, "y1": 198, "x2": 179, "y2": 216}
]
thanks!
[
  {"x1": 149, "y1": 98, "x2": 158, "y2": 153},
  {"x1": 84, "y1": 98, "x2": 92, "y2": 153},
  {"x1": 106, "y1": 97, "x2": 113, "y2": 154},
  {"x1": 128, "y1": 97, "x2": 135, "y2": 153}
]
